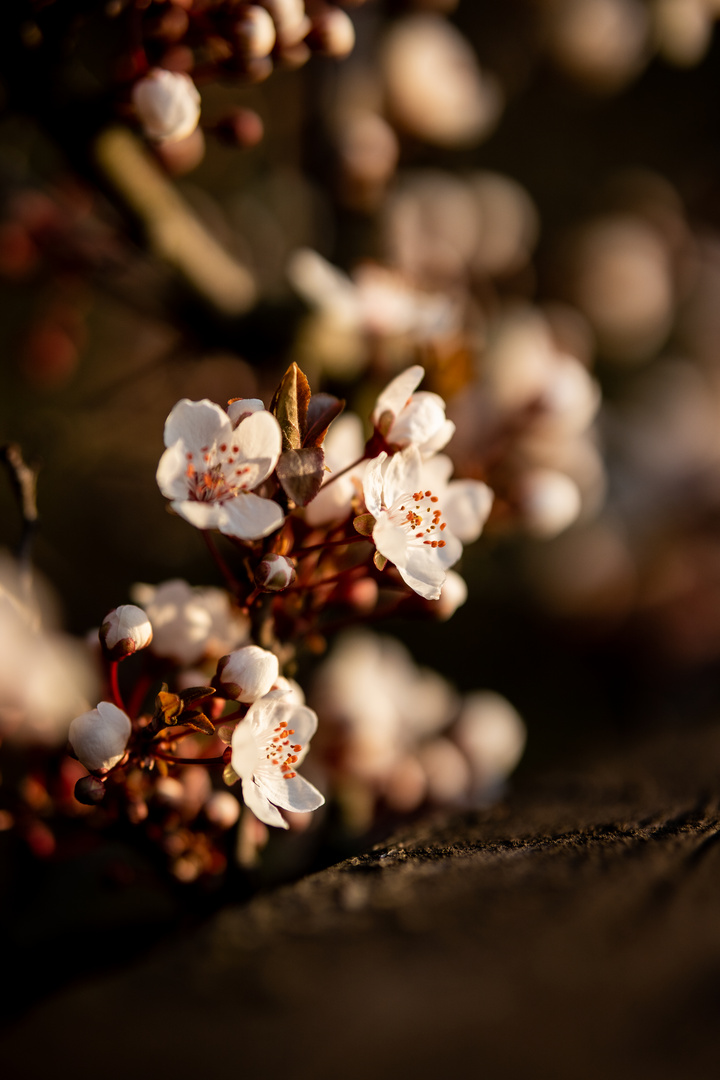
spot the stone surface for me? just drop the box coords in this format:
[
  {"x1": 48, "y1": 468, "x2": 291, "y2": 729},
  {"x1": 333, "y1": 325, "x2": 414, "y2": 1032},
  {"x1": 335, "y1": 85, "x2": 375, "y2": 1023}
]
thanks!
[{"x1": 3, "y1": 722, "x2": 720, "y2": 1078}]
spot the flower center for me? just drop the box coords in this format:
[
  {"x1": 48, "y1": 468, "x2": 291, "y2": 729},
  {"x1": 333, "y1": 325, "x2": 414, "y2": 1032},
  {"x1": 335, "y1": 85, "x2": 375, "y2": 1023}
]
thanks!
[
  {"x1": 390, "y1": 489, "x2": 448, "y2": 549},
  {"x1": 184, "y1": 445, "x2": 252, "y2": 503},
  {"x1": 264, "y1": 719, "x2": 303, "y2": 780}
]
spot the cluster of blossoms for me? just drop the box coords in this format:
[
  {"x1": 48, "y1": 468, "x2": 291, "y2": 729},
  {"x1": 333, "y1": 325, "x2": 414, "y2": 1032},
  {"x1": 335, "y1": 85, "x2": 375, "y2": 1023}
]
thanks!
[{"x1": 41, "y1": 361, "x2": 513, "y2": 876}]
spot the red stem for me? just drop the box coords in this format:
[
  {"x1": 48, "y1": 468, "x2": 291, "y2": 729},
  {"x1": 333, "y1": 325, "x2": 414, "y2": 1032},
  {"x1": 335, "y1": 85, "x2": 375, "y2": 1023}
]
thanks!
[{"x1": 109, "y1": 662, "x2": 126, "y2": 712}]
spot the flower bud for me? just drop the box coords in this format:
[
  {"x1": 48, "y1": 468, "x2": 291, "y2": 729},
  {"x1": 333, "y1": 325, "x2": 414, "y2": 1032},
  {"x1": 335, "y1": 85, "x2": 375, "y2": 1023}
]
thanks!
[
  {"x1": 233, "y1": 5, "x2": 277, "y2": 59},
  {"x1": 215, "y1": 645, "x2": 279, "y2": 702},
  {"x1": 100, "y1": 604, "x2": 153, "y2": 661},
  {"x1": 74, "y1": 775, "x2": 107, "y2": 806},
  {"x1": 131, "y1": 68, "x2": 201, "y2": 143},
  {"x1": 254, "y1": 553, "x2": 296, "y2": 591},
  {"x1": 69, "y1": 702, "x2": 132, "y2": 773}
]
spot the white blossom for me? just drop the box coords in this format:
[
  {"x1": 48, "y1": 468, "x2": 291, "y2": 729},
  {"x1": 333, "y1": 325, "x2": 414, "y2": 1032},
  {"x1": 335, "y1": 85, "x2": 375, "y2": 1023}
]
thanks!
[
  {"x1": 363, "y1": 448, "x2": 460, "y2": 600},
  {"x1": 132, "y1": 68, "x2": 201, "y2": 144},
  {"x1": 69, "y1": 702, "x2": 132, "y2": 773},
  {"x1": 156, "y1": 398, "x2": 284, "y2": 541},
  {"x1": 131, "y1": 579, "x2": 249, "y2": 666},
  {"x1": 231, "y1": 698, "x2": 325, "y2": 829},
  {"x1": 216, "y1": 645, "x2": 279, "y2": 703},
  {"x1": 372, "y1": 365, "x2": 455, "y2": 457}
]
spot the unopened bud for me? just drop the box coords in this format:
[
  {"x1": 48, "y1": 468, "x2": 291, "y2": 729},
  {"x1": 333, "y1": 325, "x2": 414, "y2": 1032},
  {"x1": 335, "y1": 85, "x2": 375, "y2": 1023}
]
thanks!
[
  {"x1": 132, "y1": 68, "x2": 201, "y2": 143},
  {"x1": 254, "y1": 553, "x2": 296, "y2": 591},
  {"x1": 100, "y1": 604, "x2": 153, "y2": 661},
  {"x1": 308, "y1": 7, "x2": 356, "y2": 58},
  {"x1": 74, "y1": 775, "x2": 107, "y2": 806},
  {"x1": 215, "y1": 645, "x2": 279, "y2": 702},
  {"x1": 69, "y1": 702, "x2": 132, "y2": 773},
  {"x1": 233, "y1": 5, "x2": 277, "y2": 59}
]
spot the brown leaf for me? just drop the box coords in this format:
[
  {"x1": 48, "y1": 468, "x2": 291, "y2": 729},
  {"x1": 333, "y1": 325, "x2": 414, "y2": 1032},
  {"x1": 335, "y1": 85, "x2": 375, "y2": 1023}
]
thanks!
[
  {"x1": 374, "y1": 551, "x2": 388, "y2": 571},
  {"x1": 181, "y1": 712, "x2": 216, "y2": 736},
  {"x1": 353, "y1": 513, "x2": 376, "y2": 536},
  {"x1": 304, "y1": 394, "x2": 345, "y2": 449},
  {"x1": 276, "y1": 447, "x2": 325, "y2": 506},
  {"x1": 270, "y1": 363, "x2": 312, "y2": 451}
]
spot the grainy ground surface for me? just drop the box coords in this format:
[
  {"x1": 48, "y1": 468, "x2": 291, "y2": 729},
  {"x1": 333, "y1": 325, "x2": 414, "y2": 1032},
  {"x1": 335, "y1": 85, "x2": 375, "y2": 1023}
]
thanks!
[{"x1": 4, "y1": 722, "x2": 720, "y2": 1080}]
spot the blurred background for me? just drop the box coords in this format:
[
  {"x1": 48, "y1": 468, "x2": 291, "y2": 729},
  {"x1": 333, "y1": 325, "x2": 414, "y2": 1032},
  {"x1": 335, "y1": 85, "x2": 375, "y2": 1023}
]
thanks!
[{"x1": 3, "y1": 0, "x2": 720, "y2": 788}]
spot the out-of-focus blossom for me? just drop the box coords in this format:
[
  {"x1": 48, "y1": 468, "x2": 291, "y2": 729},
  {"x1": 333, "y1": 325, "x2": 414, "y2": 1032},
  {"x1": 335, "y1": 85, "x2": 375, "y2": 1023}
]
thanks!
[
  {"x1": 69, "y1": 702, "x2": 132, "y2": 773},
  {"x1": 131, "y1": 579, "x2": 249, "y2": 666},
  {"x1": 132, "y1": 68, "x2": 201, "y2": 143},
  {"x1": 651, "y1": 0, "x2": 714, "y2": 67},
  {"x1": 452, "y1": 691, "x2": 526, "y2": 793},
  {"x1": 562, "y1": 214, "x2": 674, "y2": 362},
  {"x1": 231, "y1": 698, "x2": 325, "y2": 829},
  {"x1": 0, "y1": 556, "x2": 98, "y2": 746},
  {"x1": 156, "y1": 398, "x2": 284, "y2": 541},
  {"x1": 364, "y1": 448, "x2": 459, "y2": 600},
  {"x1": 204, "y1": 790, "x2": 241, "y2": 829},
  {"x1": 99, "y1": 605, "x2": 153, "y2": 661},
  {"x1": 519, "y1": 468, "x2": 583, "y2": 539},
  {"x1": 382, "y1": 15, "x2": 503, "y2": 147},
  {"x1": 544, "y1": 0, "x2": 649, "y2": 92},
  {"x1": 372, "y1": 365, "x2": 455, "y2": 457},
  {"x1": 215, "y1": 645, "x2": 279, "y2": 703}
]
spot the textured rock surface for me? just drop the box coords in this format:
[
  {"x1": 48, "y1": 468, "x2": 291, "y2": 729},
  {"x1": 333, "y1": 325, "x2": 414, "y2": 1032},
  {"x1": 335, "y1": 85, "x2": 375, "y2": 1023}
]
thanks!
[{"x1": 3, "y1": 722, "x2": 720, "y2": 1079}]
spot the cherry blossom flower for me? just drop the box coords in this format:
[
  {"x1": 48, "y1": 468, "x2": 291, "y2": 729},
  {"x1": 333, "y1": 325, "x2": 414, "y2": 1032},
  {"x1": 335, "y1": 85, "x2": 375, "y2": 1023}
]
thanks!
[
  {"x1": 418, "y1": 454, "x2": 494, "y2": 546},
  {"x1": 131, "y1": 579, "x2": 249, "y2": 666},
  {"x1": 69, "y1": 702, "x2": 132, "y2": 773},
  {"x1": 363, "y1": 447, "x2": 470, "y2": 600},
  {"x1": 231, "y1": 698, "x2": 325, "y2": 829},
  {"x1": 100, "y1": 605, "x2": 153, "y2": 661},
  {"x1": 132, "y1": 69, "x2": 201, "y2": 144},
  {"x1": 157, "y1": 398, "x2": 284, "y2": 541},
  {"x1": 372, "y1": 365, "x2": 455, "y2": 457}
]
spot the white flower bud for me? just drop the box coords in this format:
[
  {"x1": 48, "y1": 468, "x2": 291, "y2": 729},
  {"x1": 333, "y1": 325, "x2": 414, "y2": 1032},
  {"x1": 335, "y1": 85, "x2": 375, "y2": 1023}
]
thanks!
[
  {"x1": 100, "y1": 604, "x2": 153, "y2": 661},
  {"x1": 69, "y1": 701, "x2": 132, "y2": 773},
  {"x1": 132, "y1": 68, "x2": 201, "y2": 144},
  {"x1": 216, "y1": 645, "x2": 279, "y2": 703},
  {"x1": 254, "y1": 553, "x2": 297, "y2": 592}
]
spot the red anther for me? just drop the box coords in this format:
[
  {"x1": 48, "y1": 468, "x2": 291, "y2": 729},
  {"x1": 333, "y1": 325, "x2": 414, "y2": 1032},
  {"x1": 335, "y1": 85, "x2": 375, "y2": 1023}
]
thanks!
[{"x1": 431, "y1": 496, "x2": 439, "y2": 503}]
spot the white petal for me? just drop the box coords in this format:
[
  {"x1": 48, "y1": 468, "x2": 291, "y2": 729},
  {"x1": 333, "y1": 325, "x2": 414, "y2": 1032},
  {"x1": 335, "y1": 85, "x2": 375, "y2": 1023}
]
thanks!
[
  {"x1": 444, "y1": 480, "x2": 494, "y2": 544},
  {"x1": 387, "y1": 392, "x2": 447, "y2": 449},
  {"x1": 373, "y1": 514, "x2": 412, "y2": 567},
  {"x1": 383, "y1": 445, "x2": 422, "y2": 506},
  {"x1": 163, "y1": 398, "x2": 230, "y2": 454},
  {"x1": 399, "y1": 545, "x2": 446, "y2": 600},
  {"x1": 156, "y1": 441, "x2": 189, "y2": 500},
  {"x1": 218, "y1": 493, "x2": 284, "y2": 540},
  {"x1": 231, "y1": 719, "x2": 260, "y2": 778},
  {"x1": 257, "y1": 772, "x2": 325, "y2": 813},
  {"x1": 247, "y1": 699, "x2": 318, "y2": 746},
  {"x1": 227, "y1": 399, "x2": 267, "y2": 424},
  {"x1": 363, "y1": 453, "x2": 387, "y2": 517},
  {"x1": 373, "y1": 365, "x2": 425, "y2": 424},
  {"x1": 170, "y1": 499, "x2": 225, "y2": 531},
  {"x1": 419, "y1": 453, "x2": 454, "y2": 488},
  {"x1": 242, "y1": 778, "x2": 288, "y2": 829},
  {"x1": 231, "y1": 410, "x2": 282, "y2": 488},
  {"x1": 421, "y1": 417, "x2": 456, "y2": 456}
]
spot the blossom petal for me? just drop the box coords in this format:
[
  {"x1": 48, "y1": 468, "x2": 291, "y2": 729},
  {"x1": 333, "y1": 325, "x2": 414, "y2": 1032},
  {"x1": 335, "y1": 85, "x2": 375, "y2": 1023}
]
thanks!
[
  {"x1": 401, "y1": 544, "x2": 446, "y2": 600},
  {"x1": 227, "y1": 399, "x2": 267, "y2": 424},
  {"x1": 217, "y1": 492, "x2": 284, "y2": 540},
  {"x1": 163, "y1": 398, "x2": 231, "y2": 454},
  {"x1": 170, "y1": 499, "x2": 225, "y2": 530},
  {"x1": 257, "y1": 771, "x2": 325, "y2": 813},
  {"x1": 383, "y1": 445, "x2": 422, "y2": 506},
  {"x1": 387, "y1": 392, "x2": 448, "y2": 449},
  {"x1": 231, "y1": 409, "x2": 282, "y2": 489},
  {"x1": 231, "y1": 718, "x2": 260, "y2": 779},
  {"x1": 363, "y1": 453, "x2": 387, "y2": 517},
  {"x1": 373, "y1": 365, "x2": 424, "y2": 424},
  {"x1": 157, "y1": 440, "x2": 190, "y2": 500},
  {"x1": 242, "y1": 777, "x2": 288, "y2": 829},
  {"x1": 444, "y1": 480, "x2": 494, "y2": 544},
  {"x1": 420, "y1": 417, "x2": 456, "y2": 456}
]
